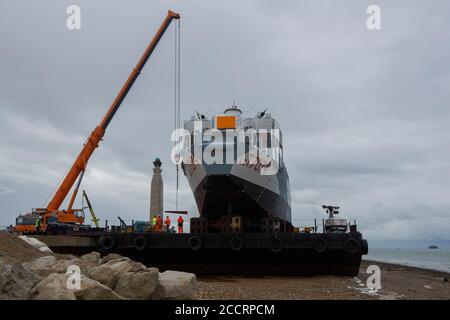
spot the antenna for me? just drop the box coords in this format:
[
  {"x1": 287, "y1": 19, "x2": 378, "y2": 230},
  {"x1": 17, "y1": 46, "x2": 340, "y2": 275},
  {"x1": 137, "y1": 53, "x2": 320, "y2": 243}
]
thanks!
[
  {"x1": 257, "y1": 107, "x2": 268, "y2": 118},
  {"x1": 196, "y1": 110, "x2": 205, "y2": 120},
  {"x1": 322, "y1": 205, "x2": 340, "y2": 219}
]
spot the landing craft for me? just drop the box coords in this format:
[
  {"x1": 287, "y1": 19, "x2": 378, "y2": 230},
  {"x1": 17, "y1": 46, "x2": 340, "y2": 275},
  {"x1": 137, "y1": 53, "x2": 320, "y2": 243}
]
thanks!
[{"x1": 181, "y1": 105, "x2": 292, "y2": 233}]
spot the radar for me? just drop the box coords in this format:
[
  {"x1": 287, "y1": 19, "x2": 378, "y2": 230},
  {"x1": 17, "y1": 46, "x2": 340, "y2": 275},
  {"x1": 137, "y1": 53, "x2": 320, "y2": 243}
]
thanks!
[{"x1": 322, "y1": 205, "x2": 340, "y2": 219}]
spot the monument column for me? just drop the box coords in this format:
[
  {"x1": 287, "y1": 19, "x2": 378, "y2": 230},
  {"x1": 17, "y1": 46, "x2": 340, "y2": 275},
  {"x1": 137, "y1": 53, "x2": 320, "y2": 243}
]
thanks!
[{"x1": 150, "y1": 157, "x2": 163, "y2": 221}]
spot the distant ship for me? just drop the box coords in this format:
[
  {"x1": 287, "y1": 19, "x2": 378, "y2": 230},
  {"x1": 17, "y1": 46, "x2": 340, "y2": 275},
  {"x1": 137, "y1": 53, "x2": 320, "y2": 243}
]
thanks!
[
  {"x1": 428, "y1": 245, "x2": 439, "y2": 249},
  {"x1": 181, "y1": 105, "x2": 292, "y2": 231}
]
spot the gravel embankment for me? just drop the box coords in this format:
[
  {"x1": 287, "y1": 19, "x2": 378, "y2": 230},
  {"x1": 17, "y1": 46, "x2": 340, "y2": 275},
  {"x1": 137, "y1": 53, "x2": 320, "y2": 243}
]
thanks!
[{"x1": 0, "y1": 231, "x2": 48, "y2": 262}]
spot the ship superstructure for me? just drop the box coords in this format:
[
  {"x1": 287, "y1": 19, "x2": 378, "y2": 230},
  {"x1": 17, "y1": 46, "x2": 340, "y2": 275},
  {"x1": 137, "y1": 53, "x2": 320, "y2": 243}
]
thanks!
[{"x1": 181, "y1": 105, "x2": 292, "y2": 232}]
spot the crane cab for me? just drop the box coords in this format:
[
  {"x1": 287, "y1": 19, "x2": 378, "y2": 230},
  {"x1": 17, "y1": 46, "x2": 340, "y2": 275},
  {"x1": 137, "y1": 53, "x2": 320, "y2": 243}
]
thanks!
[{"x1": 15, "y1": 213, "x2": 39, "y2": 234}]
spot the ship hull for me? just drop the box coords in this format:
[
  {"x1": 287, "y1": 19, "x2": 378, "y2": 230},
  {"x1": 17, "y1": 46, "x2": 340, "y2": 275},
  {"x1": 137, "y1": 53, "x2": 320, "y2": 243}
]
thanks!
[{"x1": 183, "y1": 162, "x2": 292, "y2": 224}]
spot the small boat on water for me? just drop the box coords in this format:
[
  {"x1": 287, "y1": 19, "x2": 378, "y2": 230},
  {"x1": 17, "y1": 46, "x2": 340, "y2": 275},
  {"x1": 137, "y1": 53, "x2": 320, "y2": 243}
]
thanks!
[{"x1": 428, "y1": 245, "x2": 439, "y2": 249}]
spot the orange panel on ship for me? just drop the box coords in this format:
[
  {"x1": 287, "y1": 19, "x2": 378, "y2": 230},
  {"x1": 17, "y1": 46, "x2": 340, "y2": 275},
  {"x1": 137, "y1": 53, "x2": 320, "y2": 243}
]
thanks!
[{"x1": 216, "y1": 116, "x2": 236, "y2": 129}]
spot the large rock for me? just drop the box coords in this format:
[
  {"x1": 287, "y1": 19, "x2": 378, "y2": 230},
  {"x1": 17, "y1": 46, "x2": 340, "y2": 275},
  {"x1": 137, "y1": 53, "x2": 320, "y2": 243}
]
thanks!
[
  {"x1": 152, "y1": 271, "x2": 197, "y2": 300},
  {"x1": 23, "y1": 255, "x2": 94, "y2": 280},
  {"x1": 52, "y1": 258, "x2": 94, "y2": 275},
  {"x1": 30, "y1": 273, "x2": 76, "y2": 300},
  {"x1": 80, "y1": 252, "x2": 101, "y2": 265},
  {"x1": 87, "y1": 259, "x2": 138, "y2": 289},
  {"x1": 106, "y1": 257, "x2": 146, "y2": 271},
  {"x1": 74, "y1": 275, "x2": 125, "y2": 300},
  {"x1": 38, "y1": 246, "x2": 53, "y2": 253},
  {"x1": 64, "y1": 254, "x2": 79, "y2": 261},
  {"x1": 100, "y1": 253, "x2": 122, "y2": 264},
  {"x1": 30, "y1": 271, "x2": 126, "y2": 300},
  {"x1": 115, "y1": 267, "x2": 159, "y2": 300},
  {"x1": 0, "y1": 257, "x2": 38, "y2": 300},
  {"x1": 128, "y1": 260, "x2": 147, "y2": 273},
  {"x1": 22, "y1": 256, "x2": 58, "y2": 279},
  {"x1": 18, "y1": 236, "x2": 53, "y2": 253},
  {"x1": 51, "y1": 259, "x2": 77, "y2": 274},
  {"x1": 100, "y1": 257, "x2": 146, "y2": 271}
]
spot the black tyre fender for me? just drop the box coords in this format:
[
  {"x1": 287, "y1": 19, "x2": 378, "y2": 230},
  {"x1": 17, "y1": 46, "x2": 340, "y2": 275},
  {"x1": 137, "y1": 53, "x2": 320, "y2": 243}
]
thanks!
[
  {"x1": 230, "y1": 236, "x2": 244, "y2": 252},
  {"x1": 361, "y1": 239, "x2": 369, "y2": 255},
  {"x1": 344, "y1": 238, "x2": 360, "y2": 254},
  {"x1": 269, "y1": 236, "x2": 283, "y2": 253},
  {"x1": 187, "y1": 235, "x2": 202, "y2": 250},
  {"x1": 312, "y1": 237, "x2": 328, "y2": 253},
  {"x1": 133, "y1": 235, "x2": 148, "y2": 250},
  {"x1": 99, "y1": 235, "x2": 115, "y2": 251}
]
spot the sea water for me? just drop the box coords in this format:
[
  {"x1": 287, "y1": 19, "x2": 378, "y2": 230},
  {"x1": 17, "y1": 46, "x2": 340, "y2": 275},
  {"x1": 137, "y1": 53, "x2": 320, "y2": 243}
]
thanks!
[{"x1": 363, "y1": 248, "x2": 450, "y2": 273}]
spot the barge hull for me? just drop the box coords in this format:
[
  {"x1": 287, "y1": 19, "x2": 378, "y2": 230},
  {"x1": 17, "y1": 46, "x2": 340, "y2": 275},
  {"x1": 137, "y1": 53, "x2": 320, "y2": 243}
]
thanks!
[{"x1": 37, "y1": 232, "x2": 367, "y2": 276}]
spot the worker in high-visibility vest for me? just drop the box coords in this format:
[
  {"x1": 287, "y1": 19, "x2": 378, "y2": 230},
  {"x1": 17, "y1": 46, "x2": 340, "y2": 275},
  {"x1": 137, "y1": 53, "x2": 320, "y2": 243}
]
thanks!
[
  {"x1": 156, "y1": 215, "x2": 163, "y2": 232},
  {"x1": 152, "y1": 216, "x2": 157, "y2": 229},
  {"x1": 164, "y1": 216, "x2": 171, "y2": 233},
  {"x1": 35, "y1": 216, "x2": 42, "y2": 233},
  {"x1": 177, "y1": 215, "x2": 184, "y2": 234}
]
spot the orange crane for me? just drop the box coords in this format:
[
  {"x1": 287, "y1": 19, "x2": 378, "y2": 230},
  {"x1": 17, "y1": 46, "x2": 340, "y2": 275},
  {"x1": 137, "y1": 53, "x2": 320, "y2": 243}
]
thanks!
[{"x1": 15, "y1": 10, "x2": 180, "y2": 234}]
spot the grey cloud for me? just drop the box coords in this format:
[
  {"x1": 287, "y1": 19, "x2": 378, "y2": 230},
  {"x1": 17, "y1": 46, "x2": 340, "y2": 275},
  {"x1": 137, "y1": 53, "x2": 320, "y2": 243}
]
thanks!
[{"x1": 1, "y1": 1, "x2": 449, "y2": 241}]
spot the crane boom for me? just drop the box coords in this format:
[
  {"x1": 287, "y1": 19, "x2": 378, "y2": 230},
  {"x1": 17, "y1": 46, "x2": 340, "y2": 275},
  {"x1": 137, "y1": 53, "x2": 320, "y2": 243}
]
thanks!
[
  {"x1": 46, "y1": 10, "x2": 180, "y2": 212},
  {"x1": 82, "y1": 190, "x2": 100, "y2": 228}
]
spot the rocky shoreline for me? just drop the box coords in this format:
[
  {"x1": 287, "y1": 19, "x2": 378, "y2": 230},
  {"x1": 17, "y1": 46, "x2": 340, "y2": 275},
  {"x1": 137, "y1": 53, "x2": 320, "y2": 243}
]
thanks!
[
  {"x1": 2, "y1": 231, "x2": 449, "y2": 300},
  {"x1": 0, "y1": 231, "x2": 196, "y2": 300}
]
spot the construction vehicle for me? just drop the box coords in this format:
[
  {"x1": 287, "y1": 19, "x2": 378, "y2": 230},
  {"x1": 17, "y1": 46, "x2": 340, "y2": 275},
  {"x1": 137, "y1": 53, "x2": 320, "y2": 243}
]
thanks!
[
  {"x1": 14, "y1": 10, "x2": 180, "y2": 234},
  {"x1": 82, "y1": 190, "x2": 100, "y2": 228},
  {"x1": 15, "y1": 214, "x2": 40, "y2": 234}
]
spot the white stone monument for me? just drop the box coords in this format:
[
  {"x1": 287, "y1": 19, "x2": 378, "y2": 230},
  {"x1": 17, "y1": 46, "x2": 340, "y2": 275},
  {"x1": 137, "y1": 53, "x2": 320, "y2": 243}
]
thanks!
[{"x1": 150, "y1": 157, "x2": 163, "y2": 221}]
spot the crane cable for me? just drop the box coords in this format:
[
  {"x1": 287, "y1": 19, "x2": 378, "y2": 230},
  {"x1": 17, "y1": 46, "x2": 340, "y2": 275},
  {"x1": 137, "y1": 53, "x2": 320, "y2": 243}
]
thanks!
[{"x1": 174, "y1": 19, "x2": 181, "y2": 210}]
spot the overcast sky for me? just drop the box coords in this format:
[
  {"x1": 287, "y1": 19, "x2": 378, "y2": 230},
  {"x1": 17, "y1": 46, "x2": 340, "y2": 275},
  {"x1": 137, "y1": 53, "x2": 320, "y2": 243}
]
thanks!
[{"x1": 1, "y1": 1, "x2": 449, "y2": 241}]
